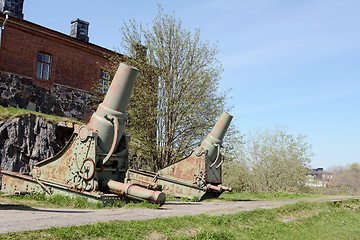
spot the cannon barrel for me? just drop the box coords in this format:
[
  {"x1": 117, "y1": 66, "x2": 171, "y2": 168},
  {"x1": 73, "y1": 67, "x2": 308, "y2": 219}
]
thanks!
[
  {"x1": 200, "y1": 111, "x2": 233, "y2": 162},
  {"x1": 87, "y1": 63, "x2": 138, "y2": 154},
  {"x1": 106, "y1": 180, "x2": 166, "y2": 206}
]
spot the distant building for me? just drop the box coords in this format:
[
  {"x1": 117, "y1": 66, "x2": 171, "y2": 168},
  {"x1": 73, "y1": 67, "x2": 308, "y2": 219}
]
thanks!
[
  {"x1": 305, "y1": 168, "x2": 333, "y2": 187},
  {"x1": 308, "y1": 168, "x2": 333, "y2": 181}
]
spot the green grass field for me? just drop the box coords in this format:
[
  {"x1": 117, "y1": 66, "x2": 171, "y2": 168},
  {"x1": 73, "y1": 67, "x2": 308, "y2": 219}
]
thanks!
[{"x1": 1, "y1": 198, "x2": 359, "y2": 240}]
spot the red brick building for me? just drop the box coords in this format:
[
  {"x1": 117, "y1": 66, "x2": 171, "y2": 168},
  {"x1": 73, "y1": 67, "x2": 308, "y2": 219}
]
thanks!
[{"x1": 0, "y1": 0, "x2": 121, "y2": 91}]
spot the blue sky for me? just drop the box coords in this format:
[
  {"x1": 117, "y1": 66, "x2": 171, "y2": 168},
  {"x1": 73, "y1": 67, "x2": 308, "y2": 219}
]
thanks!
[{"x1": 23, "y1": 0, "x2": 359, "y2": 169}]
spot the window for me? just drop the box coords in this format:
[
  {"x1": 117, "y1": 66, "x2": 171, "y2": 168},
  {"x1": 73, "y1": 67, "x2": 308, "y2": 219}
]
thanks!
[
  {"x1": 36, "y1": 52, "x2": 51, "y2": 80},
  {"x1": 99, "y1": 70, "x2": 110, "y2": 94}
]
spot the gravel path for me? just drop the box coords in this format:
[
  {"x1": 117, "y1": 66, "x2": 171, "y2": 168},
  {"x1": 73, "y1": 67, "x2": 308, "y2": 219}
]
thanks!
[{"x1": 0, "y1": 196, "x2": 352, "y2": 234}]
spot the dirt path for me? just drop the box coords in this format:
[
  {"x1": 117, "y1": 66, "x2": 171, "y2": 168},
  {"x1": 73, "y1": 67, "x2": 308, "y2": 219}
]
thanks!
[{"x1": 0, "y1": 196, "x2": 353, "y2": 234}]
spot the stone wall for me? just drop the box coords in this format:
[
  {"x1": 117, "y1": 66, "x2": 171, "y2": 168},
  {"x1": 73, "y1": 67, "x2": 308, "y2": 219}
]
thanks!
[{"x1": 0, "y1": 71, "x2": 99, "y2": 121}]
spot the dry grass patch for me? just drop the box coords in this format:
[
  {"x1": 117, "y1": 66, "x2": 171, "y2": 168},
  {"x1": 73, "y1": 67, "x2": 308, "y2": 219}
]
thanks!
[
  {"x1": 174, "y1": 227, "x2": 199, "y2": 238},
  {"x1": 145, "y1": 231, "x2": 167, "y2": 240},
  {"x1": 277, "y1": 209, "x2": 321, "y2": 223}
]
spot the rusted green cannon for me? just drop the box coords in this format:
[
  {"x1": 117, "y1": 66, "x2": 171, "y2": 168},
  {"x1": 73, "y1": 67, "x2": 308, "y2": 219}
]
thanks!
[
  {"x1": 1, "y1": 63, "x2": 166, "y2": 205},
  {"x1": 126, "y1": 111, "x2": 233, "y2": 199}
]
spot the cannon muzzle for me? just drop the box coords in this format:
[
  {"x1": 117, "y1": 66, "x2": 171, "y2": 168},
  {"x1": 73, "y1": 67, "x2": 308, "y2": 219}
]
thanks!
[
  {"x1": 87, "y1": 63, "x2": 138, "y2": 156},
  {"x1": 200, "y1": 111, "x2": 233, "y2": 162}
]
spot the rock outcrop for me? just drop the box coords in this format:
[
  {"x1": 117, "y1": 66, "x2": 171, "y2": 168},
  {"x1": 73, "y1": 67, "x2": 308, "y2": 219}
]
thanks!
[{"x1": 0, "y1": 114, "x2": 73, "y2": 185}]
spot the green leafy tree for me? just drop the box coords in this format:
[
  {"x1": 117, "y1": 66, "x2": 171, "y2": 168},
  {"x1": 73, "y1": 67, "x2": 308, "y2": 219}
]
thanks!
[
  {"x1": 224, "y1": 125, "x2": 313, "y2": 192},
  {"x1": 112, "y1": 6, "x2": 229, "y2": 171}
]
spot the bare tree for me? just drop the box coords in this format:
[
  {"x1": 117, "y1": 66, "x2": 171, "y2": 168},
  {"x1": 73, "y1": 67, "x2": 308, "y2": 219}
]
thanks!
[
  {"x1": 329, "y1": 163, "x2": 360, "y2": 194},
  {"x1": 113, "y1": 6, "x2": 229, "y2": 171}
]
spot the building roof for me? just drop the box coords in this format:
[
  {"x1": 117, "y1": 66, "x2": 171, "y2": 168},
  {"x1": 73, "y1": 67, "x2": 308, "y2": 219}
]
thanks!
[{"x1": 0, "y1": 12, "x2": 123, "y2": 58}]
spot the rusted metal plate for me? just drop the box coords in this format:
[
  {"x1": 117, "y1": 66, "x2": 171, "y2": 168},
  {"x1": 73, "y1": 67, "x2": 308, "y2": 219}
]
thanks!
[
  {"x1": 1, "y1": 171, "x2": 41, "y2": 195},
  {"x1": 160, "y1": 154, "x2": 206, "y2": 185},
  {"x1": 126, "y1": 111, "x2": 233, "y2": 199},
  {"x1": 32, "y1": 131, "x2": 97, "y2": 192}
]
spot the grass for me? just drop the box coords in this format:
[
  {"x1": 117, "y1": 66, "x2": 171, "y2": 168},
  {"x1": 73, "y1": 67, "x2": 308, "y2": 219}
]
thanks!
[
  {"x1": 165, "y1": 192, "x2": 321, "y2": 203},
  {"x1": 166, "y1": 196, "x2": 201, "y2": 202},
  {"x1": 1, "y1": 198, "x2": 360, "y2": 239},
  {"x1": 217, "y1": 191, "x2": 322, "y2": 201},
  {"x1": 0, "y1": 192, "x2": 160, "y2": 210},
  {"x1": 0, "y1": 106, "x2": 83, "y2": 124}
]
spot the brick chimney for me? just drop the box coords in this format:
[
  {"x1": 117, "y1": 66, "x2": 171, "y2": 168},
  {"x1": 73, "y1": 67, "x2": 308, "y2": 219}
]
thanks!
[
  {"x1": 0, "y1": 0, "x2": 24, "y2": 19},
  {"x1": 70, "y1": 18, "x2": 89, "y2": 43}
]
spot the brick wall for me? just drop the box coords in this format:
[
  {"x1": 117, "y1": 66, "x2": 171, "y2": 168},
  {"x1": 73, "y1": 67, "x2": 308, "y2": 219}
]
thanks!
[{"x1": 0, "y1": 14, "x2": 121, "y2": 91}]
